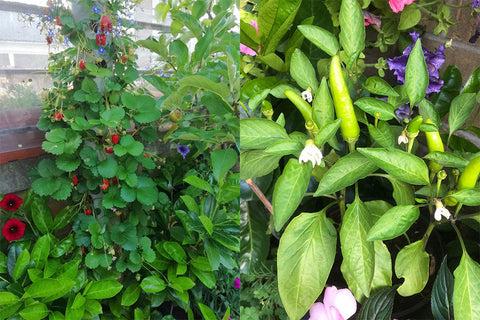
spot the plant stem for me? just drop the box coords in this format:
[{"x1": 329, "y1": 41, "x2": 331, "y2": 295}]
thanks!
[
  {"x1": 339, "y1": 188, "x2": 346, "y2": 219},
  {"x1": 239, "y1": 101, "x2": 251, "y2": 117},
  {"x1": 451, "y1": 221, "x2": 467, "y2": 252},
  {"x1": 454, "y1": 203, "x2": 463, "y2": 218},
  {"x1": 423, "y1": 222, "x2": 435, "y2": 249},
  {"x1": 456, "y1": 212, "x2": 480, "y2": 220},
  {"x1": 245, "y1": 178, "x2": 273, "y2": 215}
]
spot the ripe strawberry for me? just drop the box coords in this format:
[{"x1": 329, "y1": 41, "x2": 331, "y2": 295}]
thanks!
[
  {"x1": 100, "y1": 16, "x2": 112, "y2": 32},
  {"x1": 56, "y1": 16, "x2": 62, "y2": 26},
  {"x1": 96, "y1": 34, "x2": 106, "y2": 46},
  {"x1": 111, "y1": 134, "x2": 120, "y2": 145},
  {"x1": 144, "y1": 153, "x2": 149, "y2": 158},
  {"x1": 85, "y1": 208, "x2": 92, "y2": 216},
  {"x1": 72, "y1": 175, "x2": 78, "y2": 186},
  {"x1": 105, "y1": 147, "x2": 114, "y2": 153},
  {"x1": 79, "y1": 60, "x2": 85, "y2": 69},
  {"x1": 100, "y1": 180, "x2": 109, "y2": 190},
  {"x1": 53, "y1": 112, "x2": 63, "y2": 121}
]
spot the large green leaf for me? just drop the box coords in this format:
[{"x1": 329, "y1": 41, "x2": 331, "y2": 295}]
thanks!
[
  {"x1": 30, "y1": 234, "x2": 50, "y2": 269},
  {"x1": 314, "y1": 151, "x2": 377, "y2": 196},
  {"x1": 272, "y1": 159, "x2": 312, "y2": 231},
  {"x1": 432, "y1": 65, "x2": 462, "y2": 118},
  {"x1": 290, "y1": 49, "x2": 318, "y2": 91},
  {"x1": 463, "y1": 66, "x2": 480, "y2": 94},
  {"x1": 450, "y1": 188, "x2": 480, "y2": 206},
  {"x1": 211, "y1": 148, "x2": 237, "y2": 182},
  {"x1": 354, "y1": 98, "x2": 397, "y2": 121},
  {"x1": 240, "y1": 150, "x2": 282, "y2": 180},
  {"x1": 240, "y1": 118, "x2": 289, "y2": 149},
  {"x1": 140, "y1": 276, "x2": 167, "y2": 293},
  {"x1": 180, "y1": 75, "x2": 230, "y2": 99},
  {"x1": 368, "y1": 122, "x2": 395, "y2": 150},
  {"x1": 364, "y1": 76, "x2": 399, "y2": 97},
  {"x1": 371, "y1": 241, "x2": 393, "y2": 290},
  {"x1": 357, "y1": 286, "x2": 397, "y2": 320},
  {"x1": 25, "y1": 279, "x2": 71, "y2": 298},
  {"x1": 297, "y1": 25, "x2": 339, "y2": 57},
  {"x1": 13, "y1": 249, "x2": 29, "y2": 281},
  {"x1": 395, "y1": 239, "x2": 429, "y2": 296},
  {"x1": 338, "y1": 0, "x2": 365, "y2": 58},
  {"x1": 31, "y1": 199, "x2": 53, "y2": 234},
  {"x1": 448, "y1": 93, "x2": 477, "y2": 140},
  {"x1": 398, "y1": 5, "x2": 421, "y2": 30},
  {"x1": 405, "y1": 39, "x2": 428, "y2": 106},
  {"x1": 19, "y1": 302, "x2": 49, "y2": 320},
  {"x1": 278, "y1": 211, "x2": 337, "y2": 320},
  {"x1": 340, "y1": 196, "x2": 375, "y2": 299},
  {"x1": 312, "y1": 77, "x2": 338, "y2": 149},
  {"x1": 357, "y1": 148, "x2": 430, "y2": 185},
  {"x1": 431, "y1": 256, "x2": 454, "y2": 320},
  {"x1": 84, "y1": 280, "x2": 123, "y2": 299},
  {"x1": 367, "y1": 205, "x2": 420, "y2": 241},
  {"x1": 424, "y1": 152, "x2": 469, "y2": 169},
  {"x1": 453, "y1": 251, "x2": 480, "y2": 320}
]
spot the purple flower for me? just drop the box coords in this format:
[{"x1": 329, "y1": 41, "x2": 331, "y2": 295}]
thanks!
[
  {"x1": 473, "y1": 0, "x2": 480, "y2": 8},
  {"x1": 395, "y1": 103, "x2": 411, "y2": 121},
  {"x1": 177, "y1": 144, "x2": 190, "y2": 159},
  {"x1": 387, "y1": 32, "x2": 445, "y2": 95},
  {"x1": 234, "y1": 277, "x2": 240, "y2": 289}
]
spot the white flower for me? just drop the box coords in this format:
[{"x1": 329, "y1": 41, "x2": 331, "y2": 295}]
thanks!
[
  {"x1": 302, "y1": 89, "x2": 313, "y2": 103},
  {"x1": 299, "y1": 139, "x2": 323, "y2": 167},
  {"x1": 434, "y1": 199, "x2": 451, "y2": 221},
  {"x1": 398, "y1": 130, "x2": 408, "y2": 145}
]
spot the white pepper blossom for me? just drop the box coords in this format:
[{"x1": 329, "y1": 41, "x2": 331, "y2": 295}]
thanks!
[
  {"x1": 302, "y1": 89, "x2": 313, "y2": 103},
  {"x1": 398, "y1": 130, "x2": 408, "y2": 145},
  {"x1": 434, "y1": 199, "x2": 451, "y2": 221},
  {"x1": 299, "y1": 139, "x2": 323, "y2": 167}
]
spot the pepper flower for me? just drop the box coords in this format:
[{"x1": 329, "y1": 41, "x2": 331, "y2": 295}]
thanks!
[
  {"x1": 240, "y1": 20, "x2": 260, "y2": 56},
  {"x1": 389, "y1": 0, "x2": 415, "y2": 13},
  {"x1": 387, "y1": 32, "x2": 445, "y2": 95},
  {"x1": 309, "y1": 286, "x2": 357, "y2": 320},
  {"x1": 302, "y1": 88, "x2": 313, "y2": 103},
  {"x1": 299, "y1": 139, "x2": 323, "y2": 168},
  {"x1": 398, "y1": 130, "x2": 408, "y2": 145},
  {"x1": 434, "y1": 199, "x2": 451, "y2": 221}
]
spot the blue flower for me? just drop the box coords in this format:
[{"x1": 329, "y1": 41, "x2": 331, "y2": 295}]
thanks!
[
  {"x1": 48, "y1": 29, "x2": 54, "y2": 37},
  {"x1": 98, "y1": 46, "x2": 105, "y2": 54},
  {"x1": 92, "y1": 4, "x2": 101, "y2": 14},
  {"x1": 387, "y1": 32, "x2": 445, "y2": 95},
  {"x1": 64, "y1": 36, "x2": 70, "y2": 47},
  {"x1": 177, "y1": 144, "x2": 190, "y2": 159}
]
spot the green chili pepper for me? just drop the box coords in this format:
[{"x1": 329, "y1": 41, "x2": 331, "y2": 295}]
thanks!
[
  {"x1": 329, "y1": 55, "x2": 360, "y2": 148},
  {"x1": 407, "y1": 115, "x2": 423, "y2": 135},
  {"x1": 424, "y1": 119, "x2": 444, "y2": 173},
  {"x1": 284, "y1": 90, "x2": 318, "y2": 131},
  {"x1": 457, "y1": 155, "x2": 480, "y2": 190}
]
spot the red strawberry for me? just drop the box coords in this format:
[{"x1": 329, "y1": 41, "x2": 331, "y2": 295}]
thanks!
[
  {"x1": 79, "y1": 60, "x2": 85, "y2": 69},
  {"x1": 100, "y1": 16, "x2": 112, "y2": 32},
  {"x1": 81, "y1": 247, "x2": 85, "y2": 254},
  {"x1": 100, "y1": 180, "x2": 109, "y2": 190},
  {"x1": 96, "y1": 34, "x2": 106, "y2": 46},
  {"x1": 72, "y1": 175, "x2": 78, "y2": 186},
  {"x1": 46, "y1": 36, "x2": 52, "y2": 45},
  {"x1": 56, "y1": 16, "x2": 62, "y2": 26},
  {"x1": 120, "y1": 54, "x2": 128, "y2": 64},
  {"x1": 85, "y1": 208, "x2": 92, "y2": 216},
  {"x1": 105, "y1": 147, "x2": 114, "y2": 153},
  {"x1": 111, "y1": 134, "x2": 120, "y2": 145},
  {"x1": 53, "y1": 112, "x2": 63, "y2": 121}
]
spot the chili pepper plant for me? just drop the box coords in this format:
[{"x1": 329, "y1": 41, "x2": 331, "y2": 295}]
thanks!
[
  {"x1": 0, "y1": 0, "x2": 239, "y2": 319},
  {"x1": 240, "y1": 0, "x2": 480, "y2": 319}
]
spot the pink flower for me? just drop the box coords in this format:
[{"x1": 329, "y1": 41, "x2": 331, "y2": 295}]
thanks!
[
  {"x1": 234, "y1": 277, "x2": 240, "y2": 289},
  {"x1": 389, "y1": 0, "x2": 415, "y2": 13},
  {"x1": 363, "y1": 10, "x2": 382, "y2": 29},
  {"x1": 240, "y1": 20, "x2": 260, "y2": 56},
  {"x1": 309, "y1": 286, "x2": 357, "y2": 320}
]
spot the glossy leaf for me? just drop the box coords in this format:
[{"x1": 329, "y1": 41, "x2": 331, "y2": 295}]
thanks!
[
  {"x1": 273, "y1": 159, "x2": 312, "y2": 231},
  {"x1": 424, "y1": 152, "x2": 469, "y2": 169},
  {"x1": 450, "y1": 188, "x2": 480, "y2": 206},
  {"x1": 198, "y1": 303, "x2": 216, "y2": 320},
  {"x1": 184, "y1": 176, "x2": 214, "y2": 195},
  {"x1": 448, "y1": 93, "x2": 477, "y2": 139},
  {"x1": 384, "y1": 175, "x2": 415, "y2": 205},
  {"x1": 31, "y1": 199, "x2": 53, "y2": 234},
  {"x1": 431, "y1": 256, "x2": 454, "y2": 320},
  {"x1": 30, "y1": 234, "x2": 50, "y2": 269},
  {"x1": 211, "y1": 148, "x2": 237, "y2": 182},
  {"x1": 368, "y1": 122, "x2": 395, "y2": 150},
  {"x1": 463, "y1": 66, "x2": 480, "y2": 94},
  {"x1": 264, "y1": 139, "x2": 304, "y2": 157},
  {"x1": 314, "y1": 151, "x2": 377, "y2": 196},
  {"x1": 13, "y1": 248, "x2": 29, "y2": 281},
  {"x1": 405, "y1": 39, "x2": 428, "y2": 106},
  {"x1": 419, "y1": 99, "x2": 441, "y2": 128},
  {"x1": 121, "y1": 284, "x2": 141, "y2": 306},
  {"x1": 339, "y1": 0, "x2": 365, "y2": 58},
  {"x1": 19, "y1": 302, "x2": 49, "y2": 320},
  {"x1": 395, "y1": 239, "x2": 429, "y2": 296},
  {"x1": 453, "y1": 251, "x2": 480, "y2": 320},
  {"x1": 297, "y1": 25, "x2": 339, "y2": 56},
  {"x1": 367, "y1": 205, "x2": 419, "y2": 241},
  {"x1": 278, "y1": 211, "x2": 337, "y2": 320},
  {"x1": 432, "y1": 65, "x2": 462, "y2": 118},
  {"x1": 312, "y1": 77, "x2": 339, "y2": 150},
  {"x1": 358, "y1": 148, "x2": 430, "y2": 185},
  {"x1": 398, "y1": 6, "x2": 421, "y2": 30},
  {"x1": 364, "y1": 76, "x2": 399, "y2": 97},
  {"x1": 53, "y1": 205, "x2": 78, "y2": 230},
  {"x1": 25, "y1": 279, "x2": 70, "y2": 298},
  {"x1": 140, "y1": 276, "x2": 167, "y2": 293},
  {"x1": 358, "y1": 286, "x2": 397, "y2": 320},
  {"x1": 84, "y1": 280, "x2": 123, "y2": 299},
  {"x1": 340, "y1": 197, "x2": 375, "y2": 298},
  {"x1": 314, "y1": 119, "x2": 342, "y2": 147},
  {"x1": 371, "y1": 241, "x2": 393, "y2": 290},
  {"x1": 240, "y1": 118, "x2": 289, "y2": 149},
  {"x1": 240, "y1": 150, "x2": 282, "y2": 180},
  {"x1": 354, "y1": 98, "x2": 397, "y2": 121},
  {"x1": 290, "y1": 49, "x2": 318, "y2": 91}
]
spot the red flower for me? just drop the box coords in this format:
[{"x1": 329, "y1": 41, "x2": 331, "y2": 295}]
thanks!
[
  {"x1": 96, "y1": 34, "x2": 106, "y2": 46},
  {"x1": 105, "y1": 147, "x2": 114, "y2": 153},
  {"x1": 111, "y1": 134, "x2": 120, "y2": 145},
  {"x1": 100, "y1": 180, "x2": 109, "y2": 190},
  {"x1": 2, "y1": 219, "x2": 26, "y2": 241},
  {"x1": 79, "y1": 60, "x2": 85, "y2": 69},
  {"x1": 46, "y1": 36, "x2": 52, "y2": 45},
  {"x1": 72, "y1": 175, "x2": 78, "y2": 186},
  {"x1": 85, "y1": 208, "x2": 92, "y2": 216},
  {"x1": 0, "y1": 194, "x2": 23, "y2": 211},
  {"x1": 100, "y1": 16, "x2": 112, "y2": 32},
  {"x1": 56, "y1": 16, "x2": 62, "y2": 26}
]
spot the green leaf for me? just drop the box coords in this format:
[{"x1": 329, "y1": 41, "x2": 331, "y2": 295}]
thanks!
[
  {"x1": 30, "y1": 234, "x2": 50, "y2": 269},
  {"x1": 450, "y1": 188, "x2": 480, "y2": 206},
  {"x1": 84, "y1": 280, "x2": 123, "y2": 299},
  {"x1": 257, "y1": 53, "x2": 287, "y2": 72},
  {"x1": 357, "y1": 148, "x2": 430, "y2": 185},
  {"x1": 367, "y1": 205, "x2": 420, "y2": 241},
  {"x1": 419, "y1": 99, "x2": 441, "y2": 128},
  {"x1": 121, "y1": 284, "x2": 141, "y2": 306},
  {"x1": 278, "y1": 211, "x2": 337, "y2": 320},
  {"x1": 180, "y1": 75, "x2": 230, "y2": 99},
  {"x1": 141, "y1": 276, "x2": 166, "y2": 293},
  {"x1": 25, "y1": 278, "x2": 69, "y2": 298},
  {"x1": 463, "y1": 66, "x2": 480, "y2": 94},
  {"x1": 371, "y1": 241, "x2": 393, "y2": 290},
  {"x1": 431, "y1": 256, "x2": 454, "y2": 320},
  {"x1": 314, "y1": 119, "x2": 342, "y2": 147},
  {"x1": 12, "y1": 248, "x2": 29, "y2": 281},
  {"x1": 199, "y1": 215, "x2": 213, "y2": 235},
  {"x1": 110, "y1": 221, "x2": 137, "y2": 250},
  {"x1": 340, "y1": 196, "x2": 375, "y2": 298},
  {"x1": 297, "y1": 25, "x2": 339, "y2": 56},
  {"x1": 314, "y1": 151, "x2": 378, "y2": 196},
  {"x1": 56, "y1": 154, "x2": 81, "y2": 172},
  {"x1": 31, "y1": 199, "x2": 53, "y2": 234},
  {"x1": 240, "y1": 150, "x2": 282, "y2": 180},
  {"x1": 97, "y1": 157, "x2": 118, "y2": 178},
  {"x1": 0, "y1": 292, "x2": 21, "y2": 319},
  {"x1": 354, "y1": 98, "x2": 397, "y2": 121},
  {"x1": 453, "y1": 251, "x2": 480, "y2": 320},
  {"x1": 424, "y1": 152, "x2": 469, "y2": 169},
  {"x1": 184, "y1": 175, "x2": 214, "y2": 195},
  {"x1": 198, "y1": 303, "x2": 216, "y2": 320},
  {"x1": 169, "y1": 39, "x2": 189, "y2": 65},
  {"x1": 240, "y1": 118, "x2": 289, "y2": 149},
  {"x1": 358, "y1": 286, "x2": 397, "y2": 320},
  {"x1": 398, "y1": 6, "x2": 421, "y2": 30},
  {"x1": 53, "y1": 206, "x2": 78, "y2": 230},
  {"x1": 405, "y1": 39, "x2": 428, "y2": 106},
  {"x1": 364, "y1": 76, "x2": 399, "y2": 97},
  {"x1": 290, "y1": 49, "x2": 318, "y2": 91},
  {"x1": 163, "y1": 241, "x2": 187, "y2": 264},
  {"x1": 368, "y1": 122, "x2": 395, "y2": 150},
  {"x1": 448, "y1": 93, "x2": 477, "y2": 139},
  {"x1": 384, "y1": 175, "x2": 415, "y2": 205},
  {"x1": 19, "y1": 302, "x2": 49, "y2": 320},
  {"x1": 312, "y1": 77, "x2": 339, "y2": 149},
  {"x1": 272, "y1": 159, "x2": 312, "y2": 231},
  {"x1": 339, "y1": 0, "x2": 365, "y2": 58},
  {"x1": 395, "y1": 239, "x2": 429, "y2": 296},
  {"x1": 211, "y1": 148, "x2": 237, "y2": 182},
  {"x1": 264, "y1": 139, "x2": 304, "y2": 156},
  {"x1": 432, "y1": 65, "x2": 462, "y2": 118},
  {"x1": 100, "y1": 107, "x2": 125, "y2": 127},
  {"x1": 0, "y1": 292, "x2": 20, "y2": 305}
]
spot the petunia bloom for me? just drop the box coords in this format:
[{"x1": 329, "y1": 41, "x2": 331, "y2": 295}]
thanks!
[
  {"x1": 240, "y1": 20, "x2": 260, "y2": 56},
  {"x1": 309, "y1": 286, "x2": 357, "y2": 320},
  {"x1": 363, "y1": 10, "x2": 382, "y2": 29},
  {"x1": 177, "y1": 144, "x2": 190, "y2": 159},
  {"x1": 473, "y1": 0, "x2": 480, "y2": 9},
  {"x1": 234, "y1": 277, "x2": 240, "y2": 289},
  {"x1": 299, "y1": 139, "x2": 323, "y2": 168},
  {"x1": 387, "y1": 32, "x2": 445, "y2": 95},
  {"x1": 2, "y1": 219, "x2": 26, "y2": 241},
  {"x1": 389, "y1": 0, "x2": 415, "y2": 13},
  {"x1": 434, "y1": 199, "x2": 451, "y2": 221},
  {"x1": 0, "y1": 194, "x2": 23, "y2": 211}
]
